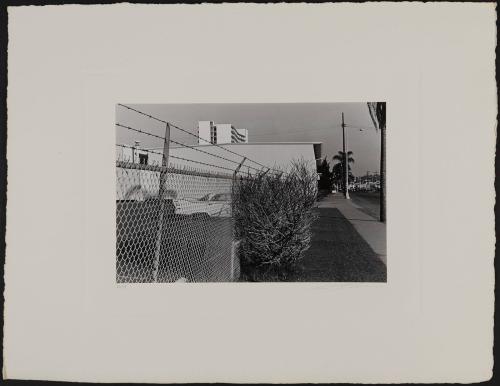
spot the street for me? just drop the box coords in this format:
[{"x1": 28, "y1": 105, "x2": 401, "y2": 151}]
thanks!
[{"x1": 350, "y1": 191, "x2": 381, "y2": 220}]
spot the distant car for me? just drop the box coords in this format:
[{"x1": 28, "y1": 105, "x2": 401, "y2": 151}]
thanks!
[
  {"x1": 125, "y1": 188, "x2": 232, "y2": 218},
  {"x1": 194, "y1": 192, "x2": 232, "y2": 217},
  {"x1": 160, "y1": 191, "x2": 231, "y2": 218}
]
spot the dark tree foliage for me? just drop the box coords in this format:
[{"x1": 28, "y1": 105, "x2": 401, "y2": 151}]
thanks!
[
  {"x1": 317, "y1": 157, "x2": 334, "y2": 190},
  {"x1": 332, "y1": 151, "x2": 355, "y2": 191}
]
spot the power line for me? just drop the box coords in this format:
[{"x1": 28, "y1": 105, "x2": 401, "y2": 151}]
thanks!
[{"x1": 117, "y1": 103, "x2": 281, "y2": 173}]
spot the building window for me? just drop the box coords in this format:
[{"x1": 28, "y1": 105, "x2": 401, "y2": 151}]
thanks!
[
  {"x1": 210, "y1": 125, "x2": 217, "y2": 144},
  {"x1": 139, "y1": 153, "x2": 148, "y2": 165},
  {"x1": 231, "y1": 127, "x2": 246, "y2": 143}
]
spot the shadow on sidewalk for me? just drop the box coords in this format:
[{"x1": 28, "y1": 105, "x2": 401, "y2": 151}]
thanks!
[
  {"x1": 286, "y1": 207, "x2": 387, "y2": 282},
  {"x1": 320, "y1": 214, "x2": 380, "y2": 223}
]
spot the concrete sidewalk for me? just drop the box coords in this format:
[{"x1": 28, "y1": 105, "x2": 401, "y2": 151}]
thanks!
[{"x1": 316, "y1": 193, "x2": 387, "y2": 265}]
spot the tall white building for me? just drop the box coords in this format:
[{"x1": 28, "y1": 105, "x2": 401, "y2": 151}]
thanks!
[{"x1": 197, "y1": 121, "x2": 248, "y2": 145}]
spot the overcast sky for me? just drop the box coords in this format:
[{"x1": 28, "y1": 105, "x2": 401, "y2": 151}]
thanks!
[{"x1": 116, "y1": 102, "x2": 381, "y2": 176}]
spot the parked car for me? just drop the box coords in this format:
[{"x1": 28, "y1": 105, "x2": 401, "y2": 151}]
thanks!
[
  {"x1": 128, "y1": 187, "x2": 232, "y2": 218},
  {"x1": 192, "y1": 192, "x2": 232, "y2": 218},
  {"x1": 159, "y1": 191, "x2": 232, "y2": 218}
]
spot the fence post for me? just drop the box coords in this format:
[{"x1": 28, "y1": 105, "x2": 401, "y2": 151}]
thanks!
[
  {"x1": 233, "y1": 157, "x2": 246, "y2": 177},
  {"x1": 230, "y1": 157, "x2": 246, "y2": 280},
  {"x1": 232, "y1": 157, "x2": 246, "y2": 227},
  {"x1": 152, "y1": 122, "x2": 171, "y2": 282}
]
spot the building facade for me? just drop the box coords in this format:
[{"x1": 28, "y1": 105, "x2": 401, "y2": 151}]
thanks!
[
  {"x1": 197, "y1": 121, "x2": 248, "y2": 145},
  {"x1": 116, "y1": 142, "x2": 322, "y2": 200}
]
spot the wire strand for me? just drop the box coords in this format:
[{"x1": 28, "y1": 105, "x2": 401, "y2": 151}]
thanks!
[
  {"x1": 116, "y1": 122, "x2": 165, "y2": 141},
  {"x1": 167, "y1": 138, "x2": 262, "y2": 172},
  {"x1": 116, "y1": 144, "x2": 238, "y2": 173},
  {"x1": 115, "y1": 124, "x2": 267, "y2": 174},
  {"x1": 117, "y1": 103, "x2": 281, "y2": 173}
]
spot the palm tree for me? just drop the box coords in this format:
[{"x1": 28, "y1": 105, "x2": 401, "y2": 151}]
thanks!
[
  {"x1": 332, "y1": 151, "x2": 355, "y2": 192},
  {"x1": 367, "y1": 102, "x2": 386, "y2": 223}
]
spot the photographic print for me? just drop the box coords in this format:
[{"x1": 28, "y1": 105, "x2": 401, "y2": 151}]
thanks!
[
  {"x1": 115, "y1": 102, "x2": 387, "y2": 283},
  {"x1": 5, "y1": 2, "x2": 495, "y2": 383}
]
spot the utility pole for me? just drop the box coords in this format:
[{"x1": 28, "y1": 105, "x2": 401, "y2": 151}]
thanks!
[{"x1": 341, "y1": 112, "x2": 350, "y2": 199}]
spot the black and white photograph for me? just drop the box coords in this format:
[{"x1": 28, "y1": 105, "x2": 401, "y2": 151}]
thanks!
[
  {"x1": 116, "y1": 102, "x2": 387, "y2": 283},
  {"x1": 5, "y1": 2, "x2": 495, "y2": 383}
]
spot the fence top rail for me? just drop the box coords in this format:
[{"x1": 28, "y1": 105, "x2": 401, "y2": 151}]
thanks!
[
  {"x1": 116, "y1": 122, "x2": 267, "y2": 174},
  {"x1": 116, "y1": 143, "x2": 237, "y2": 173},
  {"x1": 116, "y1": 160, "x2": 235, "y2": 180}
]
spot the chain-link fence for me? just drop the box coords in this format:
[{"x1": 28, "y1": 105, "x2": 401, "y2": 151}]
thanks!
[
  {"x1": 114, "y1": 104, "x2": 286, "y2": 283},
  {"x1": 116, "y1": 157, "x2": 240, "y2": 283}
]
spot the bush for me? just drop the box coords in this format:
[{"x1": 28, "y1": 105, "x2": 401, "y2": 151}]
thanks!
[{"x1": 233, "y1": 160, "x2": 318, "y2": 281}]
